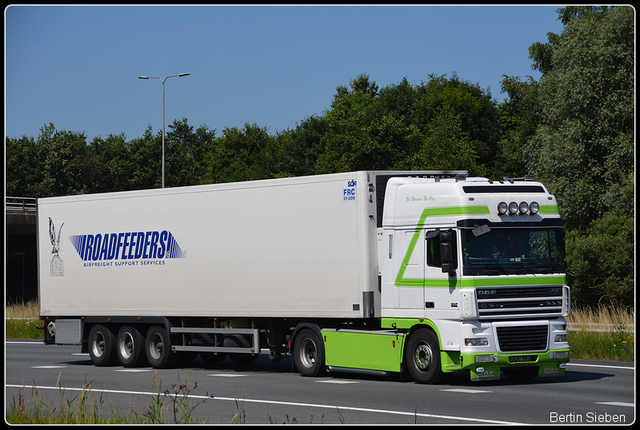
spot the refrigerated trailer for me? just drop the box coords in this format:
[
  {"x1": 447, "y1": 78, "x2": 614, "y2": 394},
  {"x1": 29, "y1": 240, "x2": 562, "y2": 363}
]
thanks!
[{"x1": 38, "y1": 171, "x2": 571, "y2": 383}]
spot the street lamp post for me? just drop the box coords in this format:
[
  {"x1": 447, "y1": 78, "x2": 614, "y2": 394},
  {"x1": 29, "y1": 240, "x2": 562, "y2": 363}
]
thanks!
[{"x1": 138, "y1": 72, "x2": 190, "y2": 188}]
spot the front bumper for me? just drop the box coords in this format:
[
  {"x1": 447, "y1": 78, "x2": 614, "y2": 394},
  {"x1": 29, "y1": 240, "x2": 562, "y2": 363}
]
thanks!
[{"x1": 457, "y1": 349, "x2": 571, "y2": 381}]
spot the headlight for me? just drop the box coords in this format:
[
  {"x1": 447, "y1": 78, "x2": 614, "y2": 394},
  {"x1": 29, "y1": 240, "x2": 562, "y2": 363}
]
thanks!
[
  {"x1": 519, "y1": 201, "x2": 529, "y2": 215},
  {"x1": 555, "y1": 334, "x2": 567, "y2": 343},
  {"x1": 497, "y1": 202, "x2": 508, "y2": 215},
  {"x1": 553, "y1": 351, "x2": 570, "y2": 359},
  {"x1": 530, "y1": 201, "x2": 539, "y2": 215},
  {"x1": 465, "y1": 338, "x2": 488, "y2": 346},
  {"x1": 508, "y1": 201, "x2": 519, "y2": 215}
]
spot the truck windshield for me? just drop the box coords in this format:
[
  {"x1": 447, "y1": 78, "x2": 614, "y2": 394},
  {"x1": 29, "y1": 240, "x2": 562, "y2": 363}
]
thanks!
[{"x1": 462, "y1": 228, "x2": 565, "y2": 275}]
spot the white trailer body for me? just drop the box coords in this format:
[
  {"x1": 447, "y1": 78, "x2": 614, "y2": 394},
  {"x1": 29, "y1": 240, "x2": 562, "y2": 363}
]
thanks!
[{"x1": 39, "y1": 171, "x2": 389, "y2": 319}]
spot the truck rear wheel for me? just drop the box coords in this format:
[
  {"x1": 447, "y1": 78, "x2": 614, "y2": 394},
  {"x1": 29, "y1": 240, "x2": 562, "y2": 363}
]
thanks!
[
  {"x1": 145, "y1": 326, "x2": 174, "y2": 368},
  {"x1": 116, "y1": 326, "x2": 146, "y2": 367},
  {"x1": 405, "y1": 328, "x2": 442, "y2": 384},
  {"x1": 293, "y1": 329, "x2": 326, "y2": 377},
  {"x1": 88, "y1": 325, "x2": 117, "y2": 366}
]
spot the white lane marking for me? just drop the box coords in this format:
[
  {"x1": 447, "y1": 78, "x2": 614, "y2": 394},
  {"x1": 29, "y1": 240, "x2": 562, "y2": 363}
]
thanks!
[
  {"x1": 72, "y1": 353, "x2": 90, "y2": 356},
  {"x1": 566, "y1": 363, "x2": 634, "y2": 370},
  {"x1": 6, "y1": 341, "x2": 44, "y2": 344},
  {"x1": 31, "y1": 365, "x2": 66, "y2": 369},
  {"x1": 315, "y1": 379, "x2": 360, "y2": 384},
  {"x1": 595, "y1": 402, "x2": 635, "y2": 408},
  {"x1": 440, "y1": 388, "x2": 492, "y2": 394},
  {"x1": 115, "y1": 369, "x2": 154, "y2": 373},
  {"x1": 5, "y1": 384, "x2": 525, "y2": 424},
  {"x1": 207, "y1": 373, "x2": 248, "y2": 377}
]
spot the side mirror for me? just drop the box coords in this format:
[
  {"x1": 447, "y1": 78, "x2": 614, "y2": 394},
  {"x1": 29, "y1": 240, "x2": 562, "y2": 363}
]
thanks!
[{"x1": 439, "y1": 230, "x2": 456, "y2": 275}]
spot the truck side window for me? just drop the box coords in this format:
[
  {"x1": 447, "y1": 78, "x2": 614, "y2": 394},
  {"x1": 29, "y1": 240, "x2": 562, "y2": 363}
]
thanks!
[{"x1": 427, "y1": 233, "x2": 441, "y2": 267}]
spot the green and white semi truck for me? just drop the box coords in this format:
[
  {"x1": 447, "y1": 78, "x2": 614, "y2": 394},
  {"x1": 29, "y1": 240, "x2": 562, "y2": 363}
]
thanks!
[{"x1": 38, "y1": 170, "x2": 571, "y2": 383}]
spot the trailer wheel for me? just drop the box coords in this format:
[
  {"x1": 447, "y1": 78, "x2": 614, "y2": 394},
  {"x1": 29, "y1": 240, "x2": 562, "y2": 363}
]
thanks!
[
  {"x1": 116, "y1": 326, "x2": 146, "y2": 367},
  {"x1": 88, "y1": 325, "x2": 117, "y2": 366},
  {"x1": 293, "y1": 329, "x2": 326, "y2": 377},
  {"x1": 145, "y1": 326, "x2": 174, "y2": 368},
  {"x1": 405, "y1": 328, "x2": 442, "y2": 384}
]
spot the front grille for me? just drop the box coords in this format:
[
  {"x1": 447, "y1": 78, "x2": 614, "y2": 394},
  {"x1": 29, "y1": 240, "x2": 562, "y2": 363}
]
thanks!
[
  {"x1": 476, "y1": 287, "x2": 562, "y2": 299},
  {"x1": 476, "y1": 286, "x2": 564, "y2": 319},
  {"x1": 496, "y1": 325, "x2": 548, "y2": 352}
]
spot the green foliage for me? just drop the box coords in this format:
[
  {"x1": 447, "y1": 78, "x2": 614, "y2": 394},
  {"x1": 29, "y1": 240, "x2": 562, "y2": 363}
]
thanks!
[
  {"x1": 524, "y1": 6, "x2": 634, "y2": 231},
  {"x1": 566, "y1": 213, "x2": 634, "y2": 308}
]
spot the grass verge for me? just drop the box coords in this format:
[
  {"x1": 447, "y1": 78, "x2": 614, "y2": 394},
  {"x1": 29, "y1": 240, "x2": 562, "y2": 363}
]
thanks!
[{"x1": 566, "y1": 305, "x2": 634, "y2": 362}]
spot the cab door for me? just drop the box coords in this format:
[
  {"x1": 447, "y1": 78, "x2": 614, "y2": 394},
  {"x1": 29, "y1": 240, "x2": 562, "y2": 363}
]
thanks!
[{"x1": 396, "y1": 229, "x2": 425, "y2": 310}]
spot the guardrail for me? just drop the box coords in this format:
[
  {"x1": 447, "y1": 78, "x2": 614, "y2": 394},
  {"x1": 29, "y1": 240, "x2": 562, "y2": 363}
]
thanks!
[
  {"x1": 6, "y1": 197, "x2": 37, "y2": 215},
  {"x1": 568, "y1": 323, "x2": 634, "y2": 333}
]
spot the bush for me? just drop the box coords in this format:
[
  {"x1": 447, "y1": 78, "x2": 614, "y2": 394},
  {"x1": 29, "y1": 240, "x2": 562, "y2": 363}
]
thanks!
[{"x1": 566, "y1": 212, "x2": 634, "y2": 308}]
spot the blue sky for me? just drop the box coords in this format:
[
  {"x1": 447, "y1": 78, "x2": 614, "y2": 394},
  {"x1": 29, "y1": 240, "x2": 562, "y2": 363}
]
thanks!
[{"x1": 5, "y1": 5, "x2": 565, "y2": 142}]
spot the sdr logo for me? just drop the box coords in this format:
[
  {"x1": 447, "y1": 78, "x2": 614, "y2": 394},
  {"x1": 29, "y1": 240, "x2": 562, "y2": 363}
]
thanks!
[{"x1": 344, "y1": 180, "x2": 356, "y2": 201}]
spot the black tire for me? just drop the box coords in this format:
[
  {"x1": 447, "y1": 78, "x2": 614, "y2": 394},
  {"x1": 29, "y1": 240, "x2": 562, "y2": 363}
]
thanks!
[
  {"x1": 116, "y1": 326, "x2": 146, "y2": 367},
  {"x1": 145, "y1": 326, "x2": 175, "y2": 368},
  {"x1": 503, "y1": 366, "x2": 539, "y2": 381},
  {"x1": 293, "y1": 329, "x2": 326, "y2": 377},
  {"x1": 405, "y1": 328, "x2": 442, "y2": 384},
  {"x1": 224, "y1": 334, "x2": 259, "y2": 365},
  {"x1": 88, "y1": 325, "x2": 117, "y2": 366}
]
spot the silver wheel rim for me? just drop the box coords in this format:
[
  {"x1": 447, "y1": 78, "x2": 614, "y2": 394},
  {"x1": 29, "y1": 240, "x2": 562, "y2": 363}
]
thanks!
[
  {"x1": 299, "y1": 337, "x2": 317, "y2": 369},
  {"x1": 149, "y1": 332, "x2": 163, "y2": 361},
  {"x1": 91, "y1": 332, "x2": 106, "y2": 358},
  {"x1": 415, "y1": 343, "x2": 432, "y2": 371},
  {"x1": 119, "y1": 332, "x2": 134, "y2": 360}
]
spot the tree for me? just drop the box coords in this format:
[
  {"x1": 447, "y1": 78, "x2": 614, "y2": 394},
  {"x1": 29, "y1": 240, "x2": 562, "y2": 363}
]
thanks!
[
  {"x1": 90, "y1": 132, "x2": 131, "y2": 193},
  {"x1": 525, "y1": 6, "x2": 634, "y2": 231},
  {"x1": 203, "y1": 123, "x2": 274, "y2": 184},
  {"x1": 272, "y1": 115, "x2": 327, "y2": 178},
  {"x1": 6, "y1": 134, "x2": 44, "y2": 197},
  {"x1": 495, "y1": 76, "x2": 540, "y2": 179},
  {"x1": 566, "y1": 213, "x2": 634, "y2": 308},
  {"x1": 413, "y1": 73, "x2": 499, "y2": 175},
  {"x1": 165, "y1": 118, "x2": 216, "y2": 187}
]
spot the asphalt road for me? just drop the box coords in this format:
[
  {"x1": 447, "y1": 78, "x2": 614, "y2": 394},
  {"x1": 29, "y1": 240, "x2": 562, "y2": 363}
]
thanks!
[{"x1": 5, "y1": 339, "x2": 635, "y2": 424}]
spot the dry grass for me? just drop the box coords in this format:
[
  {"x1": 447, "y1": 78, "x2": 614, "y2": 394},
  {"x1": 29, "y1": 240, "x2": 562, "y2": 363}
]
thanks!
[
  {"x1": 566, "y1": 305, "x2": 635, "y2": 329},
  {"x1": 6, "y1": 298, "x2": 39, "y2": 319},
  {"x1": 6, "y1": 299, "x2": 42, "y2": 339},
  {"x1": 566, "y1": 305, "x2": 634, "y2": 362}
]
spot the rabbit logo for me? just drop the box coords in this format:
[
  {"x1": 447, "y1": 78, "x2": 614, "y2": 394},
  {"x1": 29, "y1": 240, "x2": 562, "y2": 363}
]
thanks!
[{"x1": 49, "y1": 217, "x2": 64, "y2": 277}]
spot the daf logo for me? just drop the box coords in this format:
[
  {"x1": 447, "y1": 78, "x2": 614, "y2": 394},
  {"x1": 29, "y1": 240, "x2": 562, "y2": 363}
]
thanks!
[{"x1": 478, "y1": 289, "x2": 497, "y2": 296}]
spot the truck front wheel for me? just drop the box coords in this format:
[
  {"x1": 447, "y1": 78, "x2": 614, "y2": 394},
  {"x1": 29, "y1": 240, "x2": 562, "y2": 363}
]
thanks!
[
  {"x1": 293, "y1": 329, "x2": 326, "y2": 377},
  {"x1": 145, "y1": 326, "x2": 175, "y2": 368},
  {"x1": 405, "y1": 328, "x2": 442, "y2": 384},
  {"x1": 88, "y1": 325, "x2": 117, "y2": 366},
  {"x1": 116, "y1": 326, "x2": 146, "y2": 367}
]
